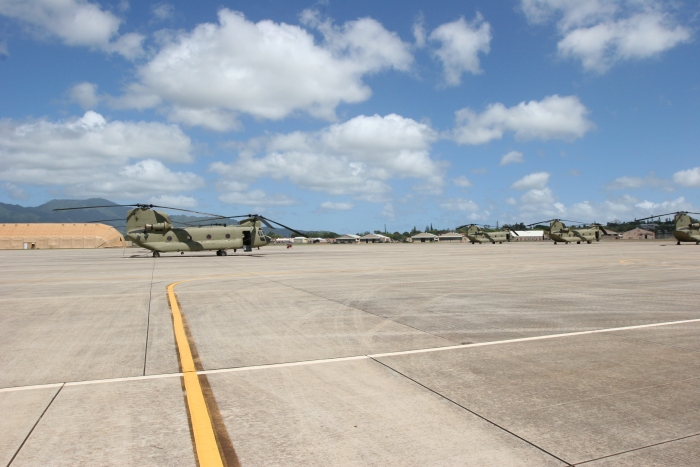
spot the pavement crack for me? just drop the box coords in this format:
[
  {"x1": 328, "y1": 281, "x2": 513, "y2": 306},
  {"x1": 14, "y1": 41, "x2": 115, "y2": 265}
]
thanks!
[
  {"x1": 7, "y1": 383, "x2": 64, "y2": 467},
  {"x1": 368, "y1": 357, "x2": 574, "y2": 467}
]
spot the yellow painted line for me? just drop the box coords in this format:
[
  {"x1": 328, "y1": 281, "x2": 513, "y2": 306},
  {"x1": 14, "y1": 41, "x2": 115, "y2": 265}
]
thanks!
[{"x1": 167, "y1": 282, "x2": 224, "y2": 467}]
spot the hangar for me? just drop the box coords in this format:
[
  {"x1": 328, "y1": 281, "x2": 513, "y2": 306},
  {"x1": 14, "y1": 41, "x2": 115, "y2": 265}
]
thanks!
[{"x1": 0, "y1": 223, "x2": 127, "y2": 250}]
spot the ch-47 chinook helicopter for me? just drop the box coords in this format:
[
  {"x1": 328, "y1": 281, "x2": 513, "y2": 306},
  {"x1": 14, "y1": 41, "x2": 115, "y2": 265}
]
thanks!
[
  {"x1": 634, "y1": 211, "x2": 700, "y2": 245},
  {"x1": 526, "y1": 219, "x2": 607, "y2": 244},
  {"x1": 53, "y1": 203, "x2": 306, "y2": 257},
  {"x1": 456, "y1": 224, "x2": 519, "y2": 244}
]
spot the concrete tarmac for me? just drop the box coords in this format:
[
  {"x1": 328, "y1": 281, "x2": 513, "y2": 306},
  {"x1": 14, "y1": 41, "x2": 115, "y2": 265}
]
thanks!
[{"x1": 0, "y1": 241, "x2": 698, "y2": 466}]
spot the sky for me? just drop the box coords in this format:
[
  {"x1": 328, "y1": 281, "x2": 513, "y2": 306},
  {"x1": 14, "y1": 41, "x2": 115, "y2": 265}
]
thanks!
[{"x1": 0, "y1": 0, "x2": 699, "y2": 233}]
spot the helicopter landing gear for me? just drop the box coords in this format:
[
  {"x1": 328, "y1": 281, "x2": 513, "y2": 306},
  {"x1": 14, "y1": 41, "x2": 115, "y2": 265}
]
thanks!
[
  {"x1": 181, "y1": 252, "x2": 184, "y2": 255},
  {"x1": 678, "y1": 241, "x2": 681, "y2": 245},
  {"x1": 152, "y1": 251, "x2": 160, "y2": 258},
  {"x1": 587, "y1": 241, "x2": 592, "y2": 244},
  {"x1": 554, "y1": 242, "x2": 557, "y2": 245},
  {"x1": 577, "y1": 241, "x2": 581, "y2": 244},
  {"x1": 233, "y1": 249, "x2": 237, "y2": 253},
  {"x1": 216, "y1": 250, "x2": 227, "y2": 256}
]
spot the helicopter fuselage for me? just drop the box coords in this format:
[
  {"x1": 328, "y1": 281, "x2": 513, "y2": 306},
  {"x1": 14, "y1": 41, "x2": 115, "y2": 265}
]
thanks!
[
  {"x1": 127, "y1": 224, "x2": 269, "y2": 252},
  {"x1": 466, "y1": 231, "x2": 512, "y2": 244},
  {"x1": 125, "y1": 207, "x2": 270, "y2": 254},
  {"x1": 550, "y1": 228, "x2": 601, "y2": 244}
]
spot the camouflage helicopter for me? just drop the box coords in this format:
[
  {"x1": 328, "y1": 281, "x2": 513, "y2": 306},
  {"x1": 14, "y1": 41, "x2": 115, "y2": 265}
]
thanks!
[
  {"x1": 456, "y1": 223, "x2": 519, "y2": 244},
  {"x1": 53, "y1": 203, "x2": 306, "y2": 257},
  {"x1": 526, "y1": 219, "x2": 607, "y2": 244},
  {"x1": 634, "y1": 211, "x2": 700, "y2": 245}
]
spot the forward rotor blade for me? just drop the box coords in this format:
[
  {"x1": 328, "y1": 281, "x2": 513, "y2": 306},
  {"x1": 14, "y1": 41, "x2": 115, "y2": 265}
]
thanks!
[
  {"x1": 53, "y1": 204, "x2": 137, "y2": 211},
  {"x1": 146, "y1": 205, "x2": 222, "y2": 217},
  {"x1": 633, "y1": 212, "x2": 678, "y2": 222},
  {"x1": 526, "y1": 219, "x2": 555, "y2": 227},
  {"x1": 559, "y1": 219, "x2": 583, "y2": 224},
  {"x1": 85, "y1": 218, "x2": 124, "y2": 223},
  {"x1": 510, "y1": 230, "x2": 520, "y2": 236}
]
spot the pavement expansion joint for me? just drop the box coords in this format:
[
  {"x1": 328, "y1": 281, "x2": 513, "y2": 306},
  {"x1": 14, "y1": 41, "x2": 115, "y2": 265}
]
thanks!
[
  {"x1": 573, "y1": 432, "x2": 700, "y2": 465},
  {"x1": 7, "y1": 383, "x2": 65, "y2": 467},
  {"x1": 368, "y1": 356, "x2": 575, "y2": 467}
]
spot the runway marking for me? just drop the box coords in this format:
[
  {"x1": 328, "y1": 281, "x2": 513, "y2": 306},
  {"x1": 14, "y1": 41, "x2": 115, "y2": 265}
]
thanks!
[
  {"x1": 3, "y1": 317, "x2": 700, "y2": 394},
  {"x1": 167, "y1": 281, "x2": 225, "y2": 467}
]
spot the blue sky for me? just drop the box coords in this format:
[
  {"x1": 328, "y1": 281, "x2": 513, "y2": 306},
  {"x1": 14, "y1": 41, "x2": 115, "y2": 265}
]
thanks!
[{"x1": 1, "y1": 0, "x2": 699, "y2": 233}]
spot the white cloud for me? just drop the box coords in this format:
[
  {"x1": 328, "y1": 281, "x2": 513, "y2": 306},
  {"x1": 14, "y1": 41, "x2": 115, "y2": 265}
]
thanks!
[
  {"x1": 505, "y1": 197, "x2": 517, "y2": 205},
  {"x1": 0, "y1": 0, "x2": 144, "y2": 59},
  {"x1": 0, "y1": 112, "x2": 197, "y2": 198},
  {"x1": 65, "y1": 159, "x2": 204, "y2": 199},
  {"x1": 429, "y1": 14, "x2": 491, "y2": 86},
  {"x1": 440, "y1": 198, "x2": 479, "y2": 212},
  {"x1": 152, "y1": 3, "x2": 174, "y2": 21},
  {"x1": 673, "y1": 167, "x2": 700, "y2": 188},
  {"x1": 380, "y1": 202, "x2": 395, "y2": 220},
  {"x1": 521, "y1": 0, "x2": 691, "y2": 72},
  {"x1": 116, "y1": 9, "x2": 413, "y2": 127},
  {"x1": 211, "y1": 114, "x2": 441, "y2": 200},
  {"x1": 452, "y1": 175, "x2": 473, "y2": 188},
  {"x1": 69, "y1": 82, "x2": 100, "y2": 109},
  {"x1": 412, "y1": 15, "x2": 426, "y2": 48},
  {"x1": 0, "y1": 41, "x2": 8, "y2": 59},
  {"x1": 453, "y1": 95, "x2": 594, "y2": 145},
  {"x1": 511, "y1": 172, "x2": 550, "y2": 190},
  {"x1": 219, "y1": 188, "x2": 296, "y2": 208},
  {"x1": 320, "y1": 201, "x2": 354, "y2": 211},
  {"x1": 500, "y1": 150, "x2": 524, "y2": 166},
  {"x1": 166, "y1": 107, "x2": 241, "y2": 132},
  {"x1": 148, "y1": 194, "x2": 197, "y2": 208},
  {"x1": 604, "y1": 172, "x2": 672, "y2": 191},
  {"x1": 2, "y1": 182, "x2": 28, "y2": 200}
]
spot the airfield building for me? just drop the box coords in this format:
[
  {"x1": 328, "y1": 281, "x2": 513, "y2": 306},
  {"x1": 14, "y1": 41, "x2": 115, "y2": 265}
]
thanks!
[
  {"x1": 336, "y1": 234, "x2": 361, "y2": 244},
  {"x1": 360, "y1": 233, "x2": 391, "y2": 243},
  {"x1": 0, "y1": 223, "x2": 127, "y2": 250},
  {"x1": 411, "y1": 232, "x2": 438, "y2": 243},
  {"x1": 437, "y1": 232, "x2": 465, "y2": 242},
  {"x1": 622, "y1": 228, "x2": 656, "y2": 240}
]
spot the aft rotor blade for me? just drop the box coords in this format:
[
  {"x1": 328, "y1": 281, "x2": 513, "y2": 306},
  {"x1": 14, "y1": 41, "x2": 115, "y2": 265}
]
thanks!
[
  {"x1": 559, "y1": 219, "x2": 583, "y2": 224},
  {"x1": 510, "y1": 230, "x2": 519, "y2": 236},
  {"x1": 260, "y1": 216, "x2": 307, "y2": 238}
]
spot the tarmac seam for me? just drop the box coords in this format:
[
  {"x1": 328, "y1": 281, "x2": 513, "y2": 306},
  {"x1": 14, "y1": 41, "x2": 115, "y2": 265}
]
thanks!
[
  {"x1": 368, "y1": 357, "x2": 574, "y2": 467},
  {"x1": 573, "y1": 431, "x2": 700, "y2": 465},
  {"x1": 142, "y1": 259, "x2": 156, "y2": 376},
  {"x1": 4, "y1": 317, "x2": 700, "y2": 393},
  {"x1": 6, "y1": 383, "x2": 64, "y2": 467}
]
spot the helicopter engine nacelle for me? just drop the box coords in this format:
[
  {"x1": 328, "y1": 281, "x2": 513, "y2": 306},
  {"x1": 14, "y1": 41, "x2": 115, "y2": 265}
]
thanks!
[{"x1": 145, "y1": 222, "x2": 172, "y2": 232}]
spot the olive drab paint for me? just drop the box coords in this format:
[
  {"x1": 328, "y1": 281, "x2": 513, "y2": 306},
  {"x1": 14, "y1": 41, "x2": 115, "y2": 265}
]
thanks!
[{"x1": 126, "y1": 207, "x2": 270, "y2": 256}]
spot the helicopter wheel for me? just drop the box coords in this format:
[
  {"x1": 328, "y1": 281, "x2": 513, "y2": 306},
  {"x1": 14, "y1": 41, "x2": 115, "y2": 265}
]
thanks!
[
  {"x1": 677, "y1": 241, "x2": 681, "y2": 245},
  {"x1": 577, "y1": 241, "x2": 581, "y2": 244},
  {"x1": 222, "y1": 250, "x2": 227, "y2": 256},
  {"x1": 587, "y1": 241, "x2": 592, "y2": 244},
  {"x1": 152, "y1": 251, "x2": 160, "y2": 258}
]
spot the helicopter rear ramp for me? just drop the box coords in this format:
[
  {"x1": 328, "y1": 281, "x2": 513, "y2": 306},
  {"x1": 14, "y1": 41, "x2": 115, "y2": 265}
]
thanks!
[{"x1": 1, "y1": 242, "x2": 699, "y2": 466}]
